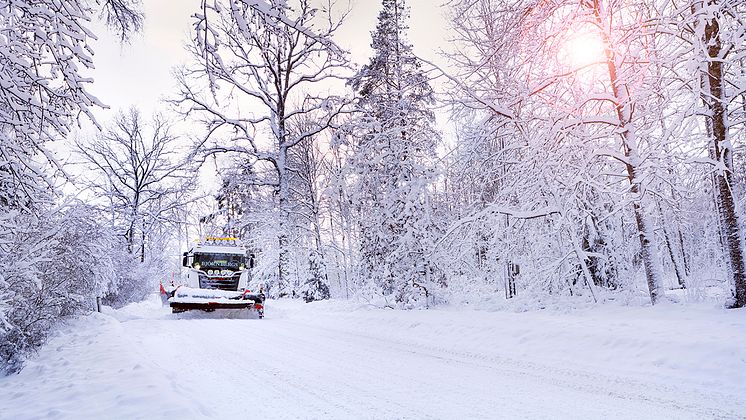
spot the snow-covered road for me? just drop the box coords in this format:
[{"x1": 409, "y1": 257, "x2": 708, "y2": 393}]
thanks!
[{"x1": 1, "y1": 297, "x2": 745, "y2": 419}]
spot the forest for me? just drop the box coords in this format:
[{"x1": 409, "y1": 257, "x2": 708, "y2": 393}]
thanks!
[{"x1": 1, "y1": 0, "x2": 745, "y2": 374}]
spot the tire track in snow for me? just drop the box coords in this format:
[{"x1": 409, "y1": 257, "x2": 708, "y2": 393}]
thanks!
[
  {"x1": 218, "y1": 318, "x2": 435, "y2": 419},
  {"x1": 127, "y1": 319, "x2": 347, "y2": 419},
  {"x1": 256, "y1": 322, "x2": 505, "y2": 419},
  {"x1": 278, "y1": 317, "x2": 742, "y2": 420},
  {"x1": 227, "y1": 317, "x2": 665, "y2": 419},
  {"x1": 245, "y1": 320, "x2": 449, "y2": 419}
]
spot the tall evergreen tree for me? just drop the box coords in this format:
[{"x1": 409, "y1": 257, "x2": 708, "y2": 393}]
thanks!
[{"x1": 349, "y1": 0, "x2": 442, "y2": 306}]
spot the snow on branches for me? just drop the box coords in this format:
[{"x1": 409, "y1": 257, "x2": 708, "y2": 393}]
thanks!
[
  {"x1": 346, "y1": 0, "x2": 443, "y2": 307},
  {"x1": 176, "y1": 0, "x2": 352, "y2": 297},
  {"x1": 0, "y1": 0, "x2": 143, "y2": 374}
]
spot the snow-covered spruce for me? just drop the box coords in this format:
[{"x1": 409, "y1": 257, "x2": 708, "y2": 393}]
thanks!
[{"x1": 346, "y1": 0, "x2": 444, "y2": 307}]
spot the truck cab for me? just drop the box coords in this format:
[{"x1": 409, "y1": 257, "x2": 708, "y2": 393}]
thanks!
[
  {"x1": 165, "y1": 237, "x2": 264, "y2": 316},
  {"x1": 182, "y1": 239, "x2": 255, "y2": 292}
]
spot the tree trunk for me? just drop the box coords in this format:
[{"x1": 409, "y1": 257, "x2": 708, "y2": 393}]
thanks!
[
  {"x1": 277, "y1": 144, "x2": 290, "y2": 293},
  {"x1": 658, "y1": 200, "x2": 686, "y2": 288},
  {"x1": 140, "y1": 224, "x2": 146, "y2": 263},
  {"x1": 503, "y1": 214, "x2": 516, "y2": 299},
  {"x1": 593, "y1": 0, "x2": 663, "y2": 304},
  {"x1": 698, "y1": 2, "x2": 746, "y2": 307},
  {"x1": 569, "y1": 227, "x2": 598, "y2": 302}
]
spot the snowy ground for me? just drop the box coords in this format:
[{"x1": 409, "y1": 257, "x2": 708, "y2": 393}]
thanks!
[{"x1": 1, "y1": 296, "x2": 745, "y2": 419}]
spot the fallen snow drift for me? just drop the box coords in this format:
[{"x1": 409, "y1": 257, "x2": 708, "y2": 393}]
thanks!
[{"x1": 1, "y1": 296, "x2": 744, "y2": 419}]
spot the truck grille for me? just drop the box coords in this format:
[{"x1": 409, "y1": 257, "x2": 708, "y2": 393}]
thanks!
[{"x1": 199, "y1": 276, "x2": 239, "y2": 291}]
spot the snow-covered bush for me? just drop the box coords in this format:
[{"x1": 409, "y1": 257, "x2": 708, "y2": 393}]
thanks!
[
  {"x1": 0, "y1": 212, "x2": 54, "y2": 374},
  {"x1": 0, "y1": 0, "x2": 141, "y2": 374},
  {"x1": 102, "y1": 245, "x2": 168, "y2": 309},
  {"x1": 0, "y1": 204, "x2": 118, "y2": 374},
  {"x1": 41, "y1": 204, "x2": 118, "y2": 315}
]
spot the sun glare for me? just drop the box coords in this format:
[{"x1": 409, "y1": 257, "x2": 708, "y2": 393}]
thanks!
[{"x1": 564, "y1": 30, "x2": 606, "y2": 70}]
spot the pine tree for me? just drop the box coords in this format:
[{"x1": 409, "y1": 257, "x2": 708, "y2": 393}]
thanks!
[{"x1": 349, "y1": 0, "x2": 442, "y2": 306}]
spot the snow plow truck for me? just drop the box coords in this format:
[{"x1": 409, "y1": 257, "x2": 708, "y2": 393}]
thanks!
[{"x1": 161, "y1": 237, "x2": 265, "y2": 318}]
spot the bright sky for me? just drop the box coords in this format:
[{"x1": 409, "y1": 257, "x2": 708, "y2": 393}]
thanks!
[
  {"x1": 66, "y1": 0, "x2": 451, "y2": 207},
  {"x1": 87, "y1": 0, "x2": 450, "y2": 123}
]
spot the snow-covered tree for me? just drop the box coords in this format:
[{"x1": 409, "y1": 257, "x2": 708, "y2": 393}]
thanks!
[
  {"x1": 0, "y1": 0, "x2": 142, "y2": 374},
  {"x1": 75, "y1": 108, "x2": 193, "y2": 261},
  {"x1": 74, "y1": 108, "x2": 194, "y2": 303},
  {"x1": 684, "y1": 0, "x2": 746, "y2": 307},
  {"x1": 347, "y1": 0, "x2": 442, "y2": 306},
  {"x1": 287, "y1": 117, "x2": 331, "y2": 302},
  {"x1": 175, "y1": 0, "x2": 350, "y2": 295},
  {"x1": 321, "y1": 128, "x2": 357, "y2": 298},
  {"x1": 214, "y1": 160, "x2": 261, "y2": 239}
]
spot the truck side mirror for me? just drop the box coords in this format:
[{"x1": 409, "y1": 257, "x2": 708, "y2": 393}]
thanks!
[
  {"x1": 182, "y1": 252, "x2": 188, "y2": 267},
  {"x1": 249, "y1": 254, "x2": 256, "y2": 269}
]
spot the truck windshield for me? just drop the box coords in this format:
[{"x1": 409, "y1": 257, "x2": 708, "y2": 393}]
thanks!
[{"x1": 193, "y1": 253, "x2": 245, "y2": 270}]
